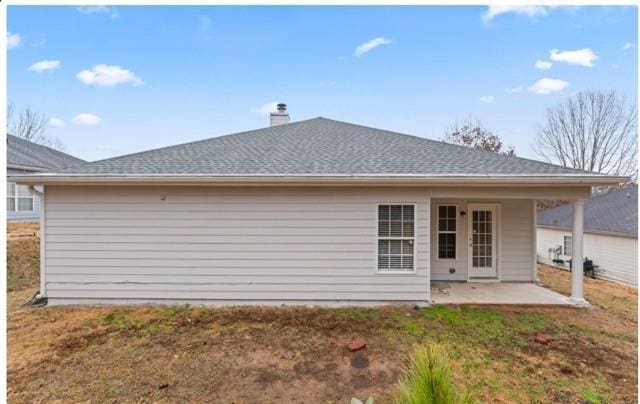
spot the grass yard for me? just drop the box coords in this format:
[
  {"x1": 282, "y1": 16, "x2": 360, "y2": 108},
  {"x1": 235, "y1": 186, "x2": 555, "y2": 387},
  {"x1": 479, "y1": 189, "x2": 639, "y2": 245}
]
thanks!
[{"x1": 7, "y1": 223, "x2": 638, "y2": 403}]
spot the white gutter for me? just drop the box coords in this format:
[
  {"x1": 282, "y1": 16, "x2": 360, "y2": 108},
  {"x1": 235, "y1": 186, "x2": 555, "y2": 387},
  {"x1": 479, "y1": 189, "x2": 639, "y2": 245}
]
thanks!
[{"x1": 8, "y1": 173, "x2": 628, "y2": 186}]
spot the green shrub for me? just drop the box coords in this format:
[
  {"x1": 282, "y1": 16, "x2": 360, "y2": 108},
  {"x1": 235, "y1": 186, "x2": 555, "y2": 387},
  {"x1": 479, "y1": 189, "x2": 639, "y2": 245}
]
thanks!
[{"x1": 394, "y1": 344, "x2": 474, "y2": 404}]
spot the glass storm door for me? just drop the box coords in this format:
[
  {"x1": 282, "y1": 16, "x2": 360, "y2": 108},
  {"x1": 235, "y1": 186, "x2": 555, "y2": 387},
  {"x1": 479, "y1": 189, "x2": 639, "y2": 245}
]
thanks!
[{"x1": 468, "y1": 204, "x2": 498, "y2": 278}]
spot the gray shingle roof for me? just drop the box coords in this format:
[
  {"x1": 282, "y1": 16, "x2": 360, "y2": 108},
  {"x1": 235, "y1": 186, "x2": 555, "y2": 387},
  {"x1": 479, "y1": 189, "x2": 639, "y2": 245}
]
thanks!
[
  {"x1": 53, "y1": 117, "x2": 594, "y2": 176},
  {"x1": 538, "y1": 186, "x2": 638, "y2": 236},
  {"x1": 7, "y1": 134, "x2": 85, "y2": 171}
]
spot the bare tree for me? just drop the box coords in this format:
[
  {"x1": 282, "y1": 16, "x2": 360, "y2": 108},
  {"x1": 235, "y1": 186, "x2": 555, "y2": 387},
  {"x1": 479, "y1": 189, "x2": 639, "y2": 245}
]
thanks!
[
  {"x1": 7, "y1": 103, "x2": 65, "y2": 150},
  {"x1": 443, "y1": 117, "x2": 516, "y2": 156},
  {"x1": 533, "y1": 90, "x2": 637, "y2": 181}
]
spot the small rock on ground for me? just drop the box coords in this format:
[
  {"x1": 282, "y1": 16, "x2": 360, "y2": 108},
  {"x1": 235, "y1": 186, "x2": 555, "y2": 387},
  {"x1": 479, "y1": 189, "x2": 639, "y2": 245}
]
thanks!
[
  {"x1": 347, "y1": 338, "x2": 367, "y2": 352},
  {"x1": 534, "y1": 333, "x2": 550, "y2": 345}
]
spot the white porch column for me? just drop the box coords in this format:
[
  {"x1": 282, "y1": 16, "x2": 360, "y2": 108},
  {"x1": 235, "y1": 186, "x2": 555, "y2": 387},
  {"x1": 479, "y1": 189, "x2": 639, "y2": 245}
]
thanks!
[{"x1": 570, "y1": 199, "x2": 587, "y2": 305}]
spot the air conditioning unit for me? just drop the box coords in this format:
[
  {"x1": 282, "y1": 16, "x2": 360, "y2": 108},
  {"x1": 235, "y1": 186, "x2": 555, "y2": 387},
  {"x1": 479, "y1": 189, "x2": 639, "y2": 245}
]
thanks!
[{"x1": 548, "y1": 245, "x2": 564, "y2": 263}]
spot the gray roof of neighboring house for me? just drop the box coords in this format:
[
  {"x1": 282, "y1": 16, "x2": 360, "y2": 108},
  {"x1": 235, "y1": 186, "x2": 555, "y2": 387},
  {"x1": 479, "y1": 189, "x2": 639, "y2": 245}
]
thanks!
[
  {"x1": 7, "y1": 134, "x2": 85, "y2": 171},
  {"x1": 537, "y1": 186, "x2": 638, "y2": 236},
  {"x1": 50, "y1": 117, "x2": 595, "y2": 176}
]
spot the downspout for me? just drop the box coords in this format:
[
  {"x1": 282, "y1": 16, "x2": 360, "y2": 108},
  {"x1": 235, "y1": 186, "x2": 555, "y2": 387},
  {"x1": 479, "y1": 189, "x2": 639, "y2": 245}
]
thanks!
[
  {"x1": 27, "y1": 186, "x2": 47, "y2": 302},
  {"x1": 27, "y1": 185, "x2": 43, "y2": 198}
]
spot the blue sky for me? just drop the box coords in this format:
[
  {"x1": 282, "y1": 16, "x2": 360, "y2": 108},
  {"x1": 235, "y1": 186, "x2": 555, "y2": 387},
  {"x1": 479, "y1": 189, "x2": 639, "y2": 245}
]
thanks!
[{"x1": 7, "y1": 5, "x2": 638, "y2": 161}]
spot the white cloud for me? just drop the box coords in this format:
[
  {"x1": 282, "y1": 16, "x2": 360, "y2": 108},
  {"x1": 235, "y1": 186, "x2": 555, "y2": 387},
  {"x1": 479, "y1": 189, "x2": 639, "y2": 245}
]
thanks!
[
  {"x1": 254, "y1": 102, "x2": 279, "y2": 116},
  {"x1": 549, "y1": 48, "x2": 598, "y2": 67},
  {"x1": 199, "y1": 16, "x2": 213, "y2": 39},
  {"x1": 611, "y1": 64, "x2": 620, "y2": 70},
  {"x1": 76, "y1": 64, "x2": 143, "y2": 87},
  {"x1": 48, "y1": 117, "x2": 65, "y2": 128},
  {"x1": 31, "y1": 39, "x2": 46, "y2": 47},
  {"x1": 72, "y1": 113, "x2": 102, "y2": 125},
  {"x1": 76, "y1": 5, "x2": 109, "y2": 14},
  {"x1": 28, "y1": 60, "x2": 61, "y2": 73},
  {"x1": 527, "y1": 78, "x2": 568, "y2": 95},
  {"x1": 621, "y1": 42, "x2": 635, "y2": 50},
  {"x1": 77, "y1": 6, "x2": 118, "y2": 19},
  {"x1": 504, "y1": 86, "x2": 523, "y2": 94},
  {"x1": 354, "y1": 37, "x2": 392, "y2": 57},
  {"x1": 482, "y1": 6, "x2": 549, "y2": 23},
  {"x1": 7, "y1": 32, "x2": 22, "y2": 49},
  {"x1": 76, "y1": 6, "x2": 115, "y2": 14},
  {"x1": 535, "y1": 60, "x2": 553, "y2": 70},
  {"x1": 480, "y1": 96, "x2": 494, "y2": 104}
]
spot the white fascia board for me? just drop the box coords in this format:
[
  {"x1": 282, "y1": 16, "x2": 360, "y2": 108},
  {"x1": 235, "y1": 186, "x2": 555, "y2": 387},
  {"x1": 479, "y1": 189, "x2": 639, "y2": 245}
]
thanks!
[{"x1": 8, "y1": 173, "x2": 627, "y2": 187}]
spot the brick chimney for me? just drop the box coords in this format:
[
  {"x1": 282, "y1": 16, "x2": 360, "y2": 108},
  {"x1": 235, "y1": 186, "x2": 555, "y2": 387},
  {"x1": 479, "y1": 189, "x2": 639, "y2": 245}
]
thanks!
[{"x1": 270, "y1": 103, "x2": 290, "y2": 126}]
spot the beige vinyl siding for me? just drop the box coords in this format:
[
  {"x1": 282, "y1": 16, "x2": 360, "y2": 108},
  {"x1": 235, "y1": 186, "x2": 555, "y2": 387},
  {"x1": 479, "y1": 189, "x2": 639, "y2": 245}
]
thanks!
[
  {"x1": 44, "y1": 186, "x2": 430, "y2": 305},
  {"x1": 430, "y1": 198, "x2": 534, "y2": 282},
  {"x1": 536, "y1": 228, "x2": 568, "y2": 263},
  {"x1": 537, "y1": 227, "x2": 638, "y2": 286},
  {"x1": 500, "y1": 200, "x2": 535, "y2": 281}
]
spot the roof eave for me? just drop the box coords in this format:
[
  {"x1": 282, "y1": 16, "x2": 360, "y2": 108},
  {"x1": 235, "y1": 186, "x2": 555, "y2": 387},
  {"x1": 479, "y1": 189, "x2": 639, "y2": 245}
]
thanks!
[
  {"x1": 8, "y1": 173, "x2": 628, "y2": 187},
  {"x1": 7, "y1": 163, "x2": 46, "y2": 172},
  {"x1": 537, "y1": 224, "x2": 638, "y2": 239}
]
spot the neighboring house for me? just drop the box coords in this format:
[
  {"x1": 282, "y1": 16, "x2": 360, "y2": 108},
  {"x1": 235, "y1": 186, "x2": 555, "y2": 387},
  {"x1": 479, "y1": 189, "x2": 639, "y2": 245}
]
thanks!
[
  {"x1": 7, "y1": 134, "x2": 85, "y2": 222},
  {"x1": 537, "y1": 186, "x2": 638, "y2": 286},
  {"x1": 10, "y1": 105, "x2": 626, "y2": 306}
]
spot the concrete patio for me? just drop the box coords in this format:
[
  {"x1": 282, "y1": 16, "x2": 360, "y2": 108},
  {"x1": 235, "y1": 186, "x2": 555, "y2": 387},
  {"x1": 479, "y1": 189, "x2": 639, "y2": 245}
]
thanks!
[{"x1": 431, "y1": 282, "x2": 574, "y2": 305}]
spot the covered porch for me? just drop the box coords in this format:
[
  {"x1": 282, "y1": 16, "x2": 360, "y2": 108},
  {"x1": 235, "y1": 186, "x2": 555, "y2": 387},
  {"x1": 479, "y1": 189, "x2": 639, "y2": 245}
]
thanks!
[
  {"x1": 430, "y1": 281, "x2": 573, "y2": 305},
  {"x1": 428, "y1": 186, "x2": 589, "y2": 305}
]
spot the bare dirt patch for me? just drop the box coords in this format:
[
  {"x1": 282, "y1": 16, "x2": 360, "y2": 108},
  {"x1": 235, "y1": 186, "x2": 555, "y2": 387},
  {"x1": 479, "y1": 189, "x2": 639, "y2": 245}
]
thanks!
[
  {"x1": 7, "y1": 223, "x2": 40, "y2": 292},
  {"x1": 7, "y1": 222, "x2": 40, "y2": 240},
  {"x1": 9, "y1": 305, "x2": 407, "y2": 403}
]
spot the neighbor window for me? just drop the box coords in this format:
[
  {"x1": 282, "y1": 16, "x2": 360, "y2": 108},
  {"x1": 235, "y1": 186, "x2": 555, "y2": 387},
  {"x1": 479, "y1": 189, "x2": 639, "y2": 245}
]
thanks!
[
  {"x1": 437, "y1": 205, "x2": 457, "y2": 259},
  {"x1": 7, "y1": 182, "x2": 34, "y2": 212},
  {"x1": 378, "y1": 205, "x2": 415, "y2": 271},
  {"x1": 563, "y1": 235, "x2": 573, "y2": 257}
]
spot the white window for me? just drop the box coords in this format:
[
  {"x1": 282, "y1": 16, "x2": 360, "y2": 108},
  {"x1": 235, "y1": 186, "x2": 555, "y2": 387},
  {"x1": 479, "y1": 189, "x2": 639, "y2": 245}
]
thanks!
[
  {"x1": 7, "y1": 182, "x2": 34, "y2": 212},
  {"x1": 437, "y1": 205, "x2": 457, "y2": 259},
  {"x1": 563, "y1": 235, "x2": 573, "y2": 257},
  {"x1": 378, "y1": 205, "x2": 415, "y2": 272},
  {"x1": 7, "y1": 182, "x2": 15, "y2": 212}
]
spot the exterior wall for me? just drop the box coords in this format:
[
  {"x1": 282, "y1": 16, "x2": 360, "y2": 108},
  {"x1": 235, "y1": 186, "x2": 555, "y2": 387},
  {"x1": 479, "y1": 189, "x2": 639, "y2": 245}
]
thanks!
[
  {"x1": 430, "y1": 198, "x2": 534, "y2": 282},
  {"x1": 44, "y1": 186, "x2": 431, "y2": 305},
  {"x1": 537, "y1": 227, "x2": 638, "y2": 286},
  {"x1": 501, "y1": 200, "x2": 536, "y2": 282},
  {"x1": 7, "y1": 167, "x2": 41, "y2": 222}
]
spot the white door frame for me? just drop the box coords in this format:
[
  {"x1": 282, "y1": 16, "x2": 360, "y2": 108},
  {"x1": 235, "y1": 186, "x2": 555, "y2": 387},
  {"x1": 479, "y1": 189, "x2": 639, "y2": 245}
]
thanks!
[{"x1": 467, "y1": 203, "x2": 501, "y2": 281}]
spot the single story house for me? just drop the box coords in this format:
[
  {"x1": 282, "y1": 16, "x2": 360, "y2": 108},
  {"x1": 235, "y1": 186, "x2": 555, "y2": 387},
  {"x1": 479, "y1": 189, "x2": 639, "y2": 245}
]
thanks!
[
  {"x1": 7, "y1": 134, "x2": 85, "y2": 222},
  {"x1": 10, "y1": 105, "x2": 626, "y2": 306},
  {"x1": 537, "y1": 186, "x2": 638, "y2": 286}
]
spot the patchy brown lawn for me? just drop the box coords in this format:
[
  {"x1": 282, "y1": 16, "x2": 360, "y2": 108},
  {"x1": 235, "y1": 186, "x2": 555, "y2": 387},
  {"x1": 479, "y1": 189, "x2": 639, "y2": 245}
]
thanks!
[
  {"x1": 7, "y1": 223, "x2": 638, "y2": 403},
  {"x1": 538, "y1": 264, "x2": 638, "y2": 322},
  {"x1": 7, "y1": 223, "x2": 40, "y2": 293},
  {"x1": 7, "y1": 222, "x2": 40, "y2": 240}
]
